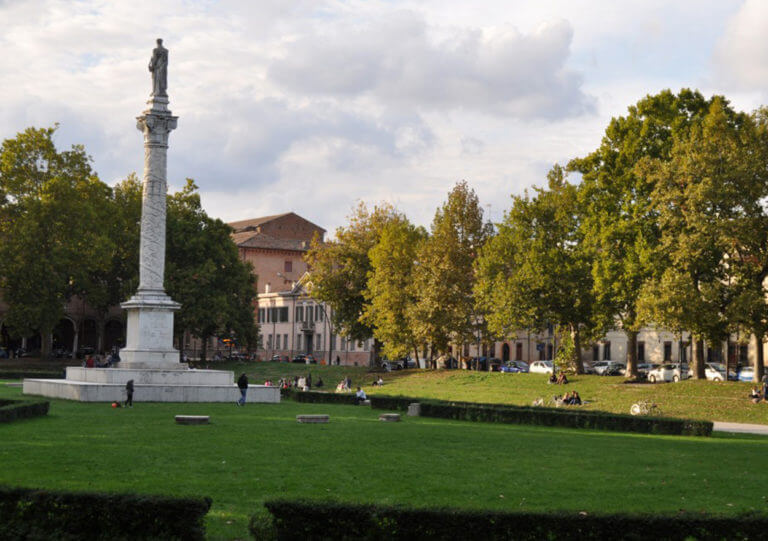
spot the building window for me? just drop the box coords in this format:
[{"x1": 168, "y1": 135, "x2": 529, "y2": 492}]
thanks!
[
  {"x1": 363, "y1": 340, "x2": 370, "y2": 351},
  {"x1": 267, "y1": 335, "x2": 273, "y2": 350},
  {"x1": 318, "y1": 307, "x2": 324, "y2": 321},
  {"x1": 316, "y1": 334, "x2": 321, "y2": 351},
  {"x1": 637, "y1": 341, "x2": 645, "y2": 362},
  {"x1": 283, "y1": 334, "x2": 288, "y2": 351},
  {"x1": 663, "y1": 341, "x2": 672, "y2": 362},
  {"x1": 284, "y1": 260, "x2": 292, "y2": 273},
  {"x1": 296, "y1": 306, "x2": 303, "y2": 322},
  {"x1": 340, "y1": 337, "x2": 346, "y2": 351},
  {"x1": 592, "y1": 345, "x2": 599, "y2": 362},
  {"x1": 739, "y1": 345, "x2": 749, "y2": 364},
  {"x1": 603, "y1": 342, "x2": 611, "y2": 361},
  {"x1": 258, "y1": 308, "x2": 265, "y2": 323},
  {"x1": 297, "y1": 334, "x2": 302, "y2": 351},
  {"x1": 278, "y1": 307, "x2": 288, "y2": 322}
]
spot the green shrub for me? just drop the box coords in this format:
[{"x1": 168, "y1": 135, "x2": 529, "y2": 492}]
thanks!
[
  {"x1": 0, "y1": 399, "x2": 49, "y2": 423},
  {"x1": 0, "y1": 485, "x2": 211, "y2": 540},
  {"x1": 259, "y1": 499, "x2": 768, "y2": 541},
  {"x1": 368, "y1": 396, "x2": 712, "y2": 437},
  {"x1": 0, "y1": 370, "x2": 63, "y2": 379},
  {"x1": 284, "y1": 389, "x2": 358, "y2": 406}
]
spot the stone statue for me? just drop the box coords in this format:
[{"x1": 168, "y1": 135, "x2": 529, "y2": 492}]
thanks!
[{"x1": 148, "y1": 38, "x2": 168, "y2": 97}]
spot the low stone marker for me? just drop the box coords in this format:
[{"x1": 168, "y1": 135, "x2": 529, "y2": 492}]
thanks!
[
  {"x1": 407, "y1": 403, "x2": 421, "y2": 416},
  {"x1": 361, "y1": 399, "x2": 371, "y2": 406},
  {"x1": 297, "y1": 414, "x2": 330, "y2": 424},
  {"x1": 175, "y1": 415, "x2": 209, "y2": 425},
  {"x1": 379, "y1": 413, "x2": 401, "y2": 422}
]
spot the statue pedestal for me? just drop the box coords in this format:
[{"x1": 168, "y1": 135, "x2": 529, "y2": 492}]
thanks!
[{"x1": 118, "y1": 291, "x2": 184, "y2": 369}]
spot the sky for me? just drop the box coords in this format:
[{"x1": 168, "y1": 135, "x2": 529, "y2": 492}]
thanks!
[{"x1": 2, "y1": 0, "x2": 768, "y2": 234}]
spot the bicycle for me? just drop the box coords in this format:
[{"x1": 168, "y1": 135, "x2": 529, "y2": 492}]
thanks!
[{"x1": 630, "y1": 400, "x2": 662, "y2": 416}]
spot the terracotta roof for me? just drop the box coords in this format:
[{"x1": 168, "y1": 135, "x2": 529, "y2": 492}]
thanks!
[
  {"x1": 232, "y1": 231, "x2": 311, "y2": 251},
  {"x1": 228, "y1": 213, "x2": 293, "y2": 232},
  {"x1": 228, "y1": 212, "x2": 326, "y2": 233}
]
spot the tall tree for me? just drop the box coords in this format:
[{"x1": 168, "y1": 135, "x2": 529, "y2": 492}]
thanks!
[
  {"x1": 725, "y1": 107, "x2": 768, "y2": 381},
  {"x1": 569, "y1": 89, "x2": 716, "y2": 377},
  {"x1": 165, "y1": 179, "x2": 258, "y2": 361},
  {"x1": 637, "y1": 99, "x2": 746, "y2": 379},
  {"x1": 362, "y1": 217, "x2": 427, "y2": 362},
  {"x1": 0, "y1": 126, "x2": 110, "y2": 358},
  {"x1": 475, "y1": 166, "x2": 595, "y2": 373},
  {"x1": 409, "y1": 181, "x2": 492, "y2": 359},
  {"x1": 305, "y1": 202, "x2": 403, "y2": 345}
]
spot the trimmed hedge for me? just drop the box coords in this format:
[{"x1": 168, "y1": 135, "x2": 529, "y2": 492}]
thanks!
[
  {"x1": 259, "y1": 499, "x2": 768, "y2": 541},
  {"x1": 283, "y1": 389, "x2": 358, "y2": 406},
  {"x1": 369, "y1": 396, "x2": 713, "y2": 437},
  {"x1": 0, "y1": 399, "x2": 49, "y2": 423},
  {"x1": 0, "y1": 370, "x2": 63, "y2": 379},
  {"x1": 0, "y1": 486, "x2": 211, "y2": 540}
]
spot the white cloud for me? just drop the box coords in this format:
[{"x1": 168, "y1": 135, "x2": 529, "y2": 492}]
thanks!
[
  {"x1": 712, "y1": 0, "x2": 768, "y2": 94},
  {"x1": 269, "y1": 12, "x2": 594, "y2": 119}
]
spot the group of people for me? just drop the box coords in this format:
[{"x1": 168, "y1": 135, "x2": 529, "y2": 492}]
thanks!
[
  {"x1": 548, "y1": 372, "x2": 569, "y2": 385},
  {"x1": 750, "y1": 378, "x2": 768, "y2": 403},
  {"x1": 554, "y1": 391, "x2": 582, "y2": 406},
  {"x1": 273, "y1": 374, "x2": 322, "y2": 391},
  {"x1": 335, "y1": 376, "x2": 353, "y2": 393},
  {"x1": 371, "y1": 376, "x2": 384, "y2": 387},
  {"x1": 84, "y1": 349, "x2": 121, "y2": 368}
]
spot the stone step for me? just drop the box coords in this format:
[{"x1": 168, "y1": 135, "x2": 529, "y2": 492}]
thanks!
[
  {"x1": 297, "y1": 414, "x2": 330, "y2": 423},
  {"x1": 23, "y1": 379, "x2": 280, "y2": 403},
  {"x1": 66, "y1": 367, "x2": 233, "y2": 385},
  {"x1": 379, "y1": 413, "x2": 401, "y2": 422},
  {"x1": 175, "y1": 415, "x2": 209, "y2": 425}
]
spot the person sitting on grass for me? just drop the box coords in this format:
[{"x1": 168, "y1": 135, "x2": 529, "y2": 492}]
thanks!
[
  {"x1": 548, "y1": 373, "x2": 557, "y2": 384},
  {"x1": 315, "y1": 377, "x2": 324, "y2": 388},
  {"x1": 572, "y1": 391, "x2": 582, "y2": 405},
  {"x1": 355, "y1": 386, "x2": 368, "y2": 405},
  {"x1": 750, "y1": 387, "x2": 761, "y2": 404},
  {"x1": 336, "y1": 380, "x2": 346, "y2": 393},
  {"x1": 557, "y1": 372, "x2": 569, "y2": 385}
]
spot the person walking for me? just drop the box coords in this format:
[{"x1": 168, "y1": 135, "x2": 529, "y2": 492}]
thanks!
[
  {"x1": 237, "y1": 373, "x2": 248, "y2": 406},
  {"x1": 125, "y1": 379, "x2": 134, "y2": 408}
]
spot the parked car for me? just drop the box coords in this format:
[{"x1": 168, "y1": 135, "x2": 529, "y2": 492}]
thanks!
[
  {"x1": 738, "y1": 366, "x2": 755, "y2": 382},
  {"x1": 637, "y1": 363, "x2": 656, "y2": 379},
  {"x1": 647, "y1": 363, "x2": 690, "y2": 383},
  {"x1": 687, "y1": 362, "x2": 736, "y2": 382},
  {"x1": 529, "y1": 360, "x2": 554, "y2": 374},
  {"x1": 500, "y1": 361, "x2": 529, "y2": 373},
  {"x1": 270, "y1": 354, "x2": 289, "y2": 362},
  {"x1": 591, "y1": 361, "x2": 626, "y2": 376},
  {"x1": 291, "y1": 354, "x2": 316, "y2": 364}
]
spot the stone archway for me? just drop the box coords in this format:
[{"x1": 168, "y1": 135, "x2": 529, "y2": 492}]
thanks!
[
  {"x1": 104, "y1": 319, "x2": 125, "y2": 351},
  {"x1": 502, "y1": 343, "x2": 510, "y2": 362},
  {"x1": 53, "y1": 318, "x2": 76, "y2": 356}
]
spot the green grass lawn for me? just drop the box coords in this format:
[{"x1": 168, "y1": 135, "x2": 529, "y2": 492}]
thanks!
[
  {"x1": 214, "y1": 361, "x2": 768, "y2": 424},
  {"x1": 3, "y1": 382, "x2": 768, "y2": 540}
]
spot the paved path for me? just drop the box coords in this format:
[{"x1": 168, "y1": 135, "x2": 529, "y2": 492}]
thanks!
[{"x1": 713, "y1": 421, "x2": 768, "y2": 436}]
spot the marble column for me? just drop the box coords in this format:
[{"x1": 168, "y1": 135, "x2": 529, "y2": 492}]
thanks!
[{"x1": 119, "y1": 88, "x2": 182, "y2": 368}]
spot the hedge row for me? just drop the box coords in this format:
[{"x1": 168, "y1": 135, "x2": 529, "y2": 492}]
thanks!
[
  {"x1": 0, "y1": 370, "x2": 63, "y2": 379},
  {"x1": 258, "y1": 499, "x2": 768, "y2": 541},
  {"x1": 0, "y1": 486, "x2": 211, "y2": 540},
  {"x1": 283, "y1": 389, "x2": 358, "y2": 406},
  {"x1": 368, "y1": 396, "x2": 713, "y2": 437},
  {"x1": 0, "y1": 399, "x2": 50, "y2": 423}
]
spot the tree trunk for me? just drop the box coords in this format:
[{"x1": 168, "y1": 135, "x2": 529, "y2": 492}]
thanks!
[
  {"x1": 753, "y1": 331, "x2": 765, "y2": 383},
  {"x1": 40, "y1": 326, "x2": 52, "y2": 360},
  {"x1": 571, "y1": 325, "x2": 584, "y2": 374},
  {"x1": 692, "y1": 336, "x2": 705, "y2": 379},
  {"x1": 200, "y1": 335, "x2": 208, "y2": 363},
  {"x1": 625, "y1": 329, "x2": 638, "y2": 379}
]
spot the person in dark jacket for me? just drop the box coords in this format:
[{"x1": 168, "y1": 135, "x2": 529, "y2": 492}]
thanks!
[
  {"x1": 237, "y1": 373, "x2": 248, "y2": 406},
  {"x1": 125, "y1": 379, "x2": 134, "y2": 408}
]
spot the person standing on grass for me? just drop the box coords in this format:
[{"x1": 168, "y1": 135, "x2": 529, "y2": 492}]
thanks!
[
  {"x1": 237, "y1": 373, "x2": 248, "y2": 406},
  {"x1": 125, "y1": 379, "x2": 134, "y2": 408}
]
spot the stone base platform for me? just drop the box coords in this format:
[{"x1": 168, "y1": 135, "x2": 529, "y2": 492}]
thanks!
[{"x1": 22, "y1": 367, "x2": 280, "y2": 404}]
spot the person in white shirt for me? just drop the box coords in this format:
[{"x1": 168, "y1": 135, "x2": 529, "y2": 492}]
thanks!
[{"x1": 355, "y1": 387, "x2": 367, "y2": 405}]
